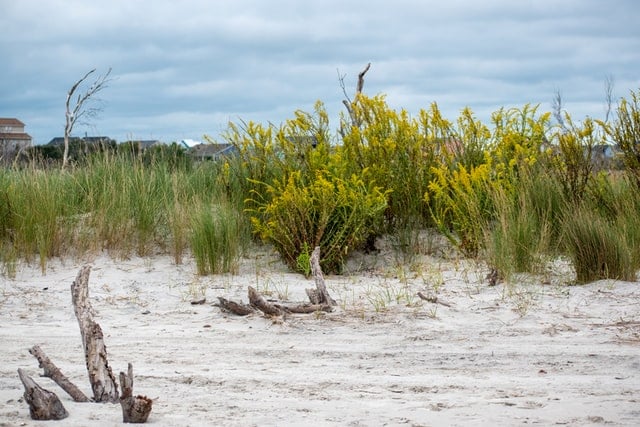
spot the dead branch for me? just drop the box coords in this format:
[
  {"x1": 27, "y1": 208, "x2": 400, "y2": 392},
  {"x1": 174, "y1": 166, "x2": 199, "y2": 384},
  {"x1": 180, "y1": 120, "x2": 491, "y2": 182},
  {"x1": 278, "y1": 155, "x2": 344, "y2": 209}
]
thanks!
[
  {"x1": 70, "y1": 265, "x2": 119, "y2": 403},
  {"x1": 17, "y1": 368, "x2": 69, "y2": 420},
  {"x1": 356, "y1": 62, "x2": 371, "y2": 95},
  {"x1": 339, "y1": 63, "x2": 371, "y2": 137},
  {"x1": 29, "y1": 345, "x2": 90, "y2": 402},
  {"x1": 248, "y1": 286, "x2": 284, "y2": 317},
  {"x1": 217, "y1": 297, "x2": 254, "y2": 316},
  {"x1": 417, "y1": 291, "x2": 452, "y2": 308},
  {"x1": 308, "y1": 247, "x2": 336, "y2": 306},
  {"x1": 119, "y1": 363, "x2": 153, "y2": 423}
]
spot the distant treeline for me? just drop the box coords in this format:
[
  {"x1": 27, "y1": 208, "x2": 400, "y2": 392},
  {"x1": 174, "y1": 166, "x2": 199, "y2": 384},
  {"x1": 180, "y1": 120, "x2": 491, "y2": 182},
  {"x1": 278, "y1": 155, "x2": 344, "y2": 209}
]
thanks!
[{"x1": 12, "y1": 140, "x2": 191, "y2": 169}]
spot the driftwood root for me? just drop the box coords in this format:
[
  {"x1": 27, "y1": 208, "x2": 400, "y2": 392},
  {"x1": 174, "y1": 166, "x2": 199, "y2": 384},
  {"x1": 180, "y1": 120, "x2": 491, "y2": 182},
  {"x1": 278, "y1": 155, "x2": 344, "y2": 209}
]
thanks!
[
  {"x1": 18, "y1": 368, "x2": 69, "y2": 420},
  {"x1": 119, "y1": 363, "x2": 153, "y2": 423}
]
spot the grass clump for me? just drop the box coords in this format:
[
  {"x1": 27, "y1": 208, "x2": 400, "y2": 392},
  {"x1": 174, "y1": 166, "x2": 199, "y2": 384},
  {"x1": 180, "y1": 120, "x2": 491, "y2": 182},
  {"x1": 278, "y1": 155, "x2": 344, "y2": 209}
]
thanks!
[
  {"x1": 190, "y1": 201, "x2": 246, "y2": 275},
  {"x1": 563, "y1": 207, "x2": 636, "y2": 283}
]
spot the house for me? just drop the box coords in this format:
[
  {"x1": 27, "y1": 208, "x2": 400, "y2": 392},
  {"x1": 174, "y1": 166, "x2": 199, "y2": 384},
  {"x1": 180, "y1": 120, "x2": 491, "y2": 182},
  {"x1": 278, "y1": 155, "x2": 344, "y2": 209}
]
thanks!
[
  {"x1": 0, "y1": 118, "x2": 32, "y2": 163},
  {"x1": 189, "y1": 143, "x2": 238, "y2": 161},
  {"x1": 180, "y1": 139, "x2": 201, "y2": 148}
]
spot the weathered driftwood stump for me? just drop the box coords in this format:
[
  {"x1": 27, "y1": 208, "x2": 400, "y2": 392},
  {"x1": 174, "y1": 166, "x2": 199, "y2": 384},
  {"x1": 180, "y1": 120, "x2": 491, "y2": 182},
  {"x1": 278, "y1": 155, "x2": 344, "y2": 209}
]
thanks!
[
  {"x1": 307, "y1": 246, "x2": 336, "y2": 306},
  {"x1": 70, "y1": 265, "x2": 119, "y2": 403},
  {"x1": 119, "y1": 363, "x2": 153, "y2": 423},
  {"x1": 29, "y1": 345, "x2": 90, "y2": 402},
  {"x1": 17, "y1": 368, "x2": 68, "y2": 420}
]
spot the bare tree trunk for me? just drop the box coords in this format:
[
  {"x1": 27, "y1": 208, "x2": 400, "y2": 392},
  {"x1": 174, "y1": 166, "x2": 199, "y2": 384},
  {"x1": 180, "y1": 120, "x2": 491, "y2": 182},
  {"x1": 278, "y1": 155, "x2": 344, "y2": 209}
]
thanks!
[
  {"x1": 70, "y1": 265, "x2": 119, "y2": 403},
  {"x1": 29, "y1": 345, "x2": 90, "y2": 402},
  {"x1": 17, "y1": 368, "x2": 69, "y2": 420},
  {"x1": 119, "y1": 363, "x2": 153, "y2": 423}
]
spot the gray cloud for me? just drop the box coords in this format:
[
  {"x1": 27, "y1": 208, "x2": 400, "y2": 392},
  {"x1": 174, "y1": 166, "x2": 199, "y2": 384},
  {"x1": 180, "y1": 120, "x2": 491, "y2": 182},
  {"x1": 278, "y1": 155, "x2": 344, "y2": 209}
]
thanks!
[{"x1": 1, "y1": 0, "x2": 639, "y2": 144}]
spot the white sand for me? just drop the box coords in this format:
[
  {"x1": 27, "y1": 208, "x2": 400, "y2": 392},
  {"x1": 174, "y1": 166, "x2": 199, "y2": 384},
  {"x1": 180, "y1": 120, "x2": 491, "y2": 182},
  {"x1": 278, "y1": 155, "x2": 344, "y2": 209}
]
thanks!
[{"x1": 1, "y1": 242, "x2": 639, "y2": 426}]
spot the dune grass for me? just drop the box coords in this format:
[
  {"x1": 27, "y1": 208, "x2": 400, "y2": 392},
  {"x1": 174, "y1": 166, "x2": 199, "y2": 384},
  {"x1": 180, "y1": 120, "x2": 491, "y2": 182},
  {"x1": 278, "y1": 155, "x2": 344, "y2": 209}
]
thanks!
[{"x1": 0, "y1": 151, "x2": 251, "y2": 276}]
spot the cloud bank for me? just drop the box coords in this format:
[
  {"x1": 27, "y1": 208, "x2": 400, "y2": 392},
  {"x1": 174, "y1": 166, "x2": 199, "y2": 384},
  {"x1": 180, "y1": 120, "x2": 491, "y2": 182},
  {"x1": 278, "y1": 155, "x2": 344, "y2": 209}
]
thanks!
[{"x1": 1, "y1": 0, "x2": 638, "y2": 144}]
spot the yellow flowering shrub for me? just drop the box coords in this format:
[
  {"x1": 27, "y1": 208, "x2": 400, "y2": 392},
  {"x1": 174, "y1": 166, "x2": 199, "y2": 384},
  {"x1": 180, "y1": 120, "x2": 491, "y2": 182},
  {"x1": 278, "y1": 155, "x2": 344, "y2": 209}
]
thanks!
[
  {"x1": 250, "y1": 168, "x2": 388, "y2": 274},
  {"x1": 426, "y1": 160, "x2": 493, "y2": 256}
]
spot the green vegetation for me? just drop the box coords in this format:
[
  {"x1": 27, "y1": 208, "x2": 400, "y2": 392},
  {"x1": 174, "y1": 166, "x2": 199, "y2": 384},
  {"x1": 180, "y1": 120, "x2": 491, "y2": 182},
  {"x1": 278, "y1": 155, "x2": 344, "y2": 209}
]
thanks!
[{"x1": 2, "y1": 89, "x2": 640, "y2": 284}]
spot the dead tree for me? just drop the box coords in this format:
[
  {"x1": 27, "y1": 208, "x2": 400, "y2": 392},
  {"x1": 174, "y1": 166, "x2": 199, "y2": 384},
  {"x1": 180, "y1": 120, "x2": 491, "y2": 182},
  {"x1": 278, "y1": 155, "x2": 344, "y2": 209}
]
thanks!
[
  {"x1": 119, "y1": 363, "x2": 153, "y2": 423},
  {"x1": 63, "y1": 67, "x2": 112, "y2": 169},
  {"x1": 17, "y1": 368, "x2": 69, "y2": 420},
  {"x1": 70, "y1": 265, "x2": 119, "y2": 403},
  {"x1": 339, "y1": 62, "x2": 371, "y2": 137},
  {"x1": 29, "y1": 345, "x2": 90, "y2": 402}
]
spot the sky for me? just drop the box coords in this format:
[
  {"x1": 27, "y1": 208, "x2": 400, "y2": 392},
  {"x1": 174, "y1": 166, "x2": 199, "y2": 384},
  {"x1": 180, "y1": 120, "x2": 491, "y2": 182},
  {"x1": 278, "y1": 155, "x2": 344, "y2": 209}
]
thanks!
[{"x1": 1, "y1": 0, "x2": 639, "y2": 145}]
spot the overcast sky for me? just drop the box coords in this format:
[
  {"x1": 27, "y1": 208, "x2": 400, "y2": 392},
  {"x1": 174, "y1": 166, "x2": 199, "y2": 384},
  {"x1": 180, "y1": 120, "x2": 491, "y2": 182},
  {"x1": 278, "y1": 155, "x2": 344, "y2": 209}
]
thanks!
[{"x1": 1, "y1": 0, "x2": 638, "y2": 145}]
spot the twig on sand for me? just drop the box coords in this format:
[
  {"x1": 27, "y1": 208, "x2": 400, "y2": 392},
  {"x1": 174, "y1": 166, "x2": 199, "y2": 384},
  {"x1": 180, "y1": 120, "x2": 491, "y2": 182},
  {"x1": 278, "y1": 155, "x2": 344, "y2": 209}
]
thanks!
[{"x1": 417, "y1": 291, "x2": 452, "y2": 308}]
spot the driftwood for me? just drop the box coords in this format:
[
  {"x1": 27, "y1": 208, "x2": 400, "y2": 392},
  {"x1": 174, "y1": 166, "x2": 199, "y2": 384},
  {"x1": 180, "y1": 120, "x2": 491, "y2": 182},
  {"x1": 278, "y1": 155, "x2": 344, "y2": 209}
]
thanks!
[
  {"x1": 70, "y1": 265, "x2": 119, "y2": 403},
  {"x1": 417, "y1": 291, "x2": 452, "y2": 308},
  {"x1": 218, "y1": 294, "x2": 331, "y2": 316},
  {"x1": 275, "y1": 303, "x2": 333, "y2": 314},
  {"x1": 17, "y1": 368, "x2": 68, "y2": 420},
  {"x1": 248, "y1": 286, "x2": 284, "y2": 316},
  {"x1": 119, "y1": 363, "x2": 153, "y2": 423},
  {"x1": 308, "y1": 247, "x2": 336, "y2": 306},
  {"x1": 28, "y1": 345, "x2": 90, "y2": 402},
  {"x1": 217, "y1": 297, "x2": 254, "y2": 316},
  {"x1": 219, "y1": 248, "x2": 336, "y2": 318}
]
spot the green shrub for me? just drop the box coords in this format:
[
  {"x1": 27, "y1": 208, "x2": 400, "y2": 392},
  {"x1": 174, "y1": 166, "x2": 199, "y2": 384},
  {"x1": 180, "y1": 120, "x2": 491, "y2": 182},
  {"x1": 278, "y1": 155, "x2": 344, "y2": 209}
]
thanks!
[
  {"x1": 250, "y1": 169, "x2": 388, "y2": 274},
  {"x1": 607, "y1": 88, "x2": 640, "y2": 188},
  {"x1": 547, "y1": 115, "x2": 602, "y2": 203},
  {"x1": 339, "y1": 96, "x2": 445, "y2": 251},
  {"x1": 427, "y1": 161, "x2": 493, "y2": 256}
]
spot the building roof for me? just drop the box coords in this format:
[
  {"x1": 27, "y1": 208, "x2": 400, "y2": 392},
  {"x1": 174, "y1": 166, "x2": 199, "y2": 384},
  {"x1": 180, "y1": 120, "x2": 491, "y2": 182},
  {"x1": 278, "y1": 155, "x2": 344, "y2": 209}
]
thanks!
[
  {"x1": 0, "y1": 132, "x2": 31, "y2": 140},
  {"x1": 0, "y1": 118, "x2": 25, "y2": 127},
  {"x1": 189, "y1": 143, "x2": 237, "y2": 159}
]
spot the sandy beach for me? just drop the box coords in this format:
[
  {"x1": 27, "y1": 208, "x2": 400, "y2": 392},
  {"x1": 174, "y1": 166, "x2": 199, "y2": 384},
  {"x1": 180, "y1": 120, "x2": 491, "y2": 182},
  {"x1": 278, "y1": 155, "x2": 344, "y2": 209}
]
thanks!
[{"x1": 1, "y1": 241, "x2": 639, "y2": 426}]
